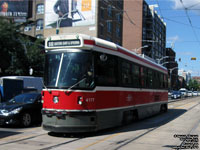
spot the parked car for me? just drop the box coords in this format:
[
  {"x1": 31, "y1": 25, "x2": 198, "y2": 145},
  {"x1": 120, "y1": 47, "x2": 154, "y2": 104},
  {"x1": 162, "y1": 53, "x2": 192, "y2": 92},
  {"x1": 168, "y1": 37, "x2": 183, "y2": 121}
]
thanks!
[
  {"x1": 187, "y1": 91, "x2": 193, "y2": 97},
  {"x1": 0, "y1": 93, "x2": 42, "y2": 127},
  {"x1": 171, "y1": 91, "x2": 182, "y2": 99},
  {"x1": 193, "y1": 91, "x2": 198, "y2": 96},
  {"x1": 179, "y1": 88, "x2": 188, "y2": 98},
  {"x1": 168, "y1": 90, "x2": 172, "y2": 97}
]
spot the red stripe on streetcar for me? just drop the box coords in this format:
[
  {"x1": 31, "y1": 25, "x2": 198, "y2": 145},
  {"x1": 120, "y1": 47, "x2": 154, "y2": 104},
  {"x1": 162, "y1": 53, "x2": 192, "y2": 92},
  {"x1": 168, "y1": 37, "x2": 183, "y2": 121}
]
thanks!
[{"x1": 84, "y1": 40, "x2": 95, "y2": 45}]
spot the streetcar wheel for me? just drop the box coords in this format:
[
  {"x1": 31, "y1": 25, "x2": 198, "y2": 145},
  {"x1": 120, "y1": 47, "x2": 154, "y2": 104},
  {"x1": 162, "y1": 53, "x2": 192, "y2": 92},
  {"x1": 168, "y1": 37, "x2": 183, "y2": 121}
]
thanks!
[
  {"x1": 21, "y1": 113, "x2": 32, "y2": 127},
  {"x1": 160, "y1": 104, "x2": 168, "y2": 113},
  {"x1": 122, "y1": 110, "x2": 138, "y2": 125}
]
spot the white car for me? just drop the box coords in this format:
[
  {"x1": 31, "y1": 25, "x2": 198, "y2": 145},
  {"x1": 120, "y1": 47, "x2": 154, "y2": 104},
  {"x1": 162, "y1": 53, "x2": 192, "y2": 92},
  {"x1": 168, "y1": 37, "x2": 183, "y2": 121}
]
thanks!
[
  {"x1": 193, "y1": 91, "x2": 198, "y2": 96},
  {"x1": 187, "y1": 91, "x2": 193, "y2": 97}
]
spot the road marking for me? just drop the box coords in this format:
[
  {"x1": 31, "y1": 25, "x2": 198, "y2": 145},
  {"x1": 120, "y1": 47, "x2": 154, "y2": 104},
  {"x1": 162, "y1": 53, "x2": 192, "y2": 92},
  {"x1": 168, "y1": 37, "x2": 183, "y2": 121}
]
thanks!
[{"x1": 77, "y1": 133, "x2": 121, "y2": 150}]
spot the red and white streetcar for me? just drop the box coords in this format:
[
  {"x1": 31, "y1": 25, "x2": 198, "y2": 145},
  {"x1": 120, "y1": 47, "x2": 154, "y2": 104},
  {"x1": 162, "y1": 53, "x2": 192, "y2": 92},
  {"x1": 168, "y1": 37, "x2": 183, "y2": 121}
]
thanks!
[{"x1": 42, "y1": 34, "x2": 168, "y2": 133}]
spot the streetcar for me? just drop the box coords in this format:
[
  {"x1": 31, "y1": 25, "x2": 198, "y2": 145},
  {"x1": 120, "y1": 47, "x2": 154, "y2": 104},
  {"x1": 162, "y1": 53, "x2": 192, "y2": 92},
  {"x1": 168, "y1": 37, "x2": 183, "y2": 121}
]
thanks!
[{"x1": 42, "y1": 34, "x2": 168, "y2": 133}]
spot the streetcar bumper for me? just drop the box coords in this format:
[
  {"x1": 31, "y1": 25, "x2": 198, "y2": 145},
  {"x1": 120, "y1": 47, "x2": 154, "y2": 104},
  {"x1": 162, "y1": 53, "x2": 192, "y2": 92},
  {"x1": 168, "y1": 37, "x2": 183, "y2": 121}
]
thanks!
[
  {"x1": 43, "y1": 124, "x2": 97, "y2": 133},
  {"x1": 42, "y1": 111, "x2": 97, "y2": 133}
]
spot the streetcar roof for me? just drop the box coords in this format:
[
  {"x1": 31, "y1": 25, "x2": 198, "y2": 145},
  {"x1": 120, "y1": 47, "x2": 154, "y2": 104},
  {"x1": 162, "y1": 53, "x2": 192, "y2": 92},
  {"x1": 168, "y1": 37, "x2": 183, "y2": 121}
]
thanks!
[{"x1": 45, "y1": 34, "x2": 167, "y2": 74}]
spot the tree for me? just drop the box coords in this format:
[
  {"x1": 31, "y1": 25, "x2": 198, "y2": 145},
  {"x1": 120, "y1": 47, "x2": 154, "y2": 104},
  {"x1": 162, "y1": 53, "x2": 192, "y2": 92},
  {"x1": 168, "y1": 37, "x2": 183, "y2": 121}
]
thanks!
[
  {"x1": 188, "y1": 79, "x2": 200, "y2": 91},
  {"x1": 0, "y1": 18, "x2": 44, "y2": 76}
]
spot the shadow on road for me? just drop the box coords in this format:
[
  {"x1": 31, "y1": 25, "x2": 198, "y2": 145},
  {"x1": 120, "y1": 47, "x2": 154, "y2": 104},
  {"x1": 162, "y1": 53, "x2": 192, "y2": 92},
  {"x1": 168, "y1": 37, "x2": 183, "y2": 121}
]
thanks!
[{"x1": 0, "y1": 130, "x2": 22, "y2": 139}]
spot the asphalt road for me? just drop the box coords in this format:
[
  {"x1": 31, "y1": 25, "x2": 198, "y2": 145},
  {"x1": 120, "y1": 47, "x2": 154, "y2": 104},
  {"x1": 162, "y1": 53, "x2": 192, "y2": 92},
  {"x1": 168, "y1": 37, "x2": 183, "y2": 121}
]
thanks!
[{"x1": 0, "y1": 97, "x2": 199, "y2": 150}]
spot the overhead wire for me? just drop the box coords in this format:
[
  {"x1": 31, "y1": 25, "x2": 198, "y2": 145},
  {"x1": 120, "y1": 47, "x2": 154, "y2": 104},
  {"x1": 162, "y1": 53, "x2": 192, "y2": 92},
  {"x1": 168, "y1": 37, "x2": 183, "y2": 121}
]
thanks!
[{"x1": 179, "y1": 0, "x2": 200, "y2": 47}]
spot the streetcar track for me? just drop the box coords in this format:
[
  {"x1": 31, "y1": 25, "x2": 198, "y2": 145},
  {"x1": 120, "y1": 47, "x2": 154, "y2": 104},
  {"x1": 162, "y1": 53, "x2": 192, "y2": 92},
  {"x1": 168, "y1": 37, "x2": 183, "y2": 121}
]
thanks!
[
  {"x1": 0, "y1": 133, "x2": 47, "y2": 146},
  {"x1": 77, "y1": 99, "x2": 200, "y2": 150},
  {"x1": 117, "y1": 129, "x2": 156, "y2": 150},
  {"x1": 40, "y1": 138, "x2": 82, "y2": 150},
  {"x1": 0, "y1": 99, "x2": 199, "y2": 150},
  {"x1": 169, "y1": 98, "x2": 200, "y2": 110},
  {"x1": 113, "y1": 101, "x2": 200, "y2": 150}
]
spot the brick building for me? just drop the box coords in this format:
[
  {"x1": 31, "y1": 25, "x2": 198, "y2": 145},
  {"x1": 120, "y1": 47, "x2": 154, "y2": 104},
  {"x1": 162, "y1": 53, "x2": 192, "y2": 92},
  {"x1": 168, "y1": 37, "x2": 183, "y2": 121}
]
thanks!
[{"x1": 22, "y1": 0, "x2": 166, "y2": 62}]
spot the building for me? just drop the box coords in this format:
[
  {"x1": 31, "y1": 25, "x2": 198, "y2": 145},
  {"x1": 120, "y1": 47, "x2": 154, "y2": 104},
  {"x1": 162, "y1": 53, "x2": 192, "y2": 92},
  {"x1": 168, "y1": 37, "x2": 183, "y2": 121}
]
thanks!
[
  {"x1": 43, "y1": 0, "x2": 123, "y2": 46},
  {"x1": 24, "y1": 0, "x2": 44, "y2": 39},
  {"x1": 180, "y1": 70, "x2": 192, "y2": 85},
  {"x1": 15, "y1": 0, "x2": 166, "y2": 62},
  {"x1": 122, "y1": 0, "x2": 143, "y2": 52},
  {"x1": 165, "y1": 48, "x2": 178, "y2": 89},
  {"x1": 142, "y1": 2, "x2": 166, "y2": 60},
  {"x1": 23, "y1": 0, "x2": 124, "y2": 44}
]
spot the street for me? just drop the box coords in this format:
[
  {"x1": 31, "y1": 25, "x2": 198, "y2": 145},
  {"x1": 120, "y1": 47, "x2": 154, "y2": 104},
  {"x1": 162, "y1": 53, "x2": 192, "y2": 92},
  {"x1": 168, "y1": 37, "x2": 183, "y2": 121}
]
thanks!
[{"x1": 0, "y1": 97, "x2": 199, "y2": 150}]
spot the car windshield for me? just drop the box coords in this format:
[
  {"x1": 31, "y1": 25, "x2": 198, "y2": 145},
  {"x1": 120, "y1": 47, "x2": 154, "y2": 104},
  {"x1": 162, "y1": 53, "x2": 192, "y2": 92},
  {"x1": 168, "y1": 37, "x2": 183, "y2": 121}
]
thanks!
[
  {"x1": 45, "y1": 51, "x2": 94, "y2": 89},
  {"x1": 173, "y1": 91, "x2": 180, "y2": 94},
  {"x1": 9, "y1": 93, "x2": 39, "y2": 104}
]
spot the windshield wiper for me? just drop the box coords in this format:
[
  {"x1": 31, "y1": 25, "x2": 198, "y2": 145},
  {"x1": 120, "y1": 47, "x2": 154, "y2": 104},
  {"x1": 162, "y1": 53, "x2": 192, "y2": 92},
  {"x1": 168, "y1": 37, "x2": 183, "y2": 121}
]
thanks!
[
  {"x1": 42, "y1": 80, "x2": 52, "y2": 94},
  {"x1": 65, "y1": 77, "x2": 87, "y2": 91}
]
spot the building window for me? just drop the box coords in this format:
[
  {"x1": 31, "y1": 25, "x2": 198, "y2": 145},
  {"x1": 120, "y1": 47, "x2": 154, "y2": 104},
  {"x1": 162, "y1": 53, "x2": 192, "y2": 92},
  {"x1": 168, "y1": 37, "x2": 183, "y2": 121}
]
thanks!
[
  {"x1": 117, "y1": 13, "x2": 122, "y2": 22},
  {"x1": 107, "y1": 21, "x2": 112, "y2": 33},
  {"x1": 36, "y1": 19, "x2": 43, "y2": 31},
  {"x1": 36, "y1": 34, "x2": 43, "y2": 39},
  {"x1": 24, "y1": 25, "x2": 32, "y2": 32},
  {"x1": 107, "y1": 5, "x2": 112, "y2": 17},
  {"x1": 117, "y1": 0, "x2": 123, "y2": 9},
  {"x1": 100, "y1": 7, "x2": 104, "y2": 19},
  {"x1": 106, "y1": 37, "x2": 112, "y2": 42},
  {"x1": 116, "y1": 26, "x2": 120, "y2": 37},
  {"x1": 100, "y1": 24, "x2": 104, "y2": 36},
  {"x1": 36, "y1": 4, "x2": 44, "y2": 14}
]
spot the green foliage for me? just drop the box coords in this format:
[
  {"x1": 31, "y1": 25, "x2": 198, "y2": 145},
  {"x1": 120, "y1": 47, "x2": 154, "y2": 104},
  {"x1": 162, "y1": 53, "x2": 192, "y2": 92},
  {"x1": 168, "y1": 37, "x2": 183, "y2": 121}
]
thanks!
[
  {"x1": 0, "y1": 18, "x2": 44, "y2": 76},
  {"x1": 188, "y1": 79, "x2": 200, "y2": 91}
]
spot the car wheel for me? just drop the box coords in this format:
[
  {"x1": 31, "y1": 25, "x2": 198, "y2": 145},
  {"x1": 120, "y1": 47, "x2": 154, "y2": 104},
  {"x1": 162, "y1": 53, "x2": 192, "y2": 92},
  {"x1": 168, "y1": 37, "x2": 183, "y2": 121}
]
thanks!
[{"x1": 21, "y1": 113, "x2": 32, "y2": 127}]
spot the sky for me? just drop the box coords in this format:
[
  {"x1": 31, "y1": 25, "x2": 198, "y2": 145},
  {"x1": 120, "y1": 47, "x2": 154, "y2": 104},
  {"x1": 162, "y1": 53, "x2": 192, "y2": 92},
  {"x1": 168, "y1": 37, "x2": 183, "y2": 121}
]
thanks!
[{"x1": 145, "y1": 0, "x2": 200, "y2": 76}]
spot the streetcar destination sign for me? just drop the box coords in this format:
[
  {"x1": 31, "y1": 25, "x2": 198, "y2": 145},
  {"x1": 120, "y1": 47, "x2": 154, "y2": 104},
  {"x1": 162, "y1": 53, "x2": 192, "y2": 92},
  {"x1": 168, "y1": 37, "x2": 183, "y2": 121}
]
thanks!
[{"x1": 47, "y1": 39, "x2": 81, "y2": 47}]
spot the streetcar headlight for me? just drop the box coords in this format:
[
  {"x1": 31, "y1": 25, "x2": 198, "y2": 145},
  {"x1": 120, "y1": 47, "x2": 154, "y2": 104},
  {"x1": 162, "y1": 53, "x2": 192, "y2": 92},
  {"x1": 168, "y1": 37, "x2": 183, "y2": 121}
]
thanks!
[
  {"x1": 53, "y1": 96, "x2": 59, "y2": 104},
  {"x1": 77, "y1": 96, "x2": 84, "y2": 105}
]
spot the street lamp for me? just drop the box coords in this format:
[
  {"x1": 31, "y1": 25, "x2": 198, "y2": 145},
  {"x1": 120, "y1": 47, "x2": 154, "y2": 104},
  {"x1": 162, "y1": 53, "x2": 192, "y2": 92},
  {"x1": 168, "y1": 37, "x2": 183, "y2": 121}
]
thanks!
[
  {"x1": 29, "y1": 67, "x2": 33, "y2": 76},
  {"x1": 169, "y1": 67, "x2": 178, "y2": 89},
  {"x1": 160, "y1": 61, "x2": 177, "y2": 66},
  {"x1": 157, "y1": 56, "x2": 170, "y2": 64},
  {"x1": 133, "y1": 45, "x2": 148, "y2": 53},
  {"x1": 157, "y1": 56, "x2": 175, "y2": 65}
]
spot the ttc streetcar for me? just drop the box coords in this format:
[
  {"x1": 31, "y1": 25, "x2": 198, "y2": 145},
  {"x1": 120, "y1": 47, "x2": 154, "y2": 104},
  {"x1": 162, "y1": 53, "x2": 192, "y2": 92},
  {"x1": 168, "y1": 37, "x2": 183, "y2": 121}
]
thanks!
[{"x1": 42, "y1": 34, "x2": 168, "y2": 133}]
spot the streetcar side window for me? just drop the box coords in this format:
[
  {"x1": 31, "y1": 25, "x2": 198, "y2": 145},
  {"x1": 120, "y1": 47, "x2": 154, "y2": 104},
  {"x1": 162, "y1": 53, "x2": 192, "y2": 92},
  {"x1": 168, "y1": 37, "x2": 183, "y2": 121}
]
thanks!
[
  {"x1": 140, "y1": 67, "x2": 147, "y2": 88},
  {"x1": 147, "y1": 69, "x2": 153, "y2": 88},
  {"x1": 153, "y1": 71, "x2": 159, "y2": 89},
  {"x1": 95, "y1": 53, "x2": 117, "y2": 86},
  {"x1": 164, "y1": 75, "x2": 168, "y2": 89},
  {"x1": 132, "y1": 64, "x2": 140, "y2": 88},
  {"x1": 160, "y1": 73, "x2": 164, "y2": 88},
  {"x1": 121, "y1": 61, "x2": 132, "y2": 86}
]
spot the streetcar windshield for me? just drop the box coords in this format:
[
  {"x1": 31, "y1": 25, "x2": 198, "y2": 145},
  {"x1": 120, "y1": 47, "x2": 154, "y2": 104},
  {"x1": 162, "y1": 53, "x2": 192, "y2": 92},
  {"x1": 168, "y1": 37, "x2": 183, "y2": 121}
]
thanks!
[{"x1": 45, "y1": 51, "x2": 94, "y2": 89}]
